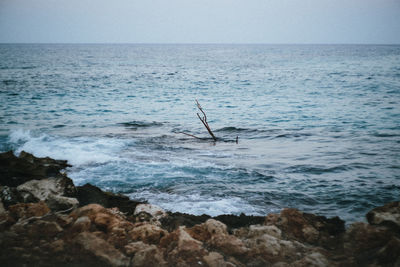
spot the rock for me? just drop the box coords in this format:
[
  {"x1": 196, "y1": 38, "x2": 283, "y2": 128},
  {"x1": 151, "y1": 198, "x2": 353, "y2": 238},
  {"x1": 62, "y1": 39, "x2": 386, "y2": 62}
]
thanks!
[
  {"x1": 366, "y1": 201, "x2": 400, "y2": 231},
  {"x1": 70, "y1": 215, "x2": 91, "y2": 233},
  {"x1": 373, "y1": 236, "x2": 400, "y2": 266},
  {"x1": 0, "y1": 200, "x2": 5, "y2": 214},
  {"x1": 134, "y1": 203, "x2": 167, "y2": 225},
  {"x1": 8, "y1": 201, "x2": 50, "y2": 220},
  {"x1": 131, "y1": 244, "x2": 167, "y2": 267},
  {"x1": 70, "y1": 204, "x2": 133, "y2": 233},
  {"x1": 124, "y1": 241, "x2": 149, "y2": 256},
  {"x1": 129, "y1": 223, "x2": 167, "y2": 244},
  {"x1": 0, "y1": 186, "x2": 25, "y2": 207},
  {"x1": 49, "y1": 239, "x2": 65, "y2": 253},
  {"x1": 17, "y1": 177, "x2": 78, "y2": 211},
  {"x1": 0, "y1": 150, "x2": 70, "y2": 187},
  {"x1": 214, "y1": 213, "x2": 265, "y2": 231},
  {"x1": 70, "y1": 203, "x2": 107, "y2": 220},
  {"x1": 0, "y1": 211, "x2": 16, "y2": 231},
  {"x1": 73, "y1": 231, "x2": 130, "y2": 266},
  {"x1": 292, "y1": 251, "x2": 330, "y2": 267},
  {"x1": 161, "y1": 226, "x2": 207, "y2": 266},
  {"x1": 197, "y1": 219, "x2": 248, "y2": 257},
  {"x1": 343, "y1": 222, "x2": 398, "y2": 266},
  {"x1": 160, "y1": 212, "x2": 264, "y2": 233},
  {"x1": 160, "y1": 211, "x2": 211, "y2": 231},
  {"x1": 203, "y1": 251, "x2": 235, "y2": 267},
  {"x1": 76, "y1": 183, "x2": 143, "y2": 215},
  {"x1": 266, "y1": 208, "x2": 345, "y2": 248},
  {"x1": 26, "y1": 220, "x2": 63, "y2": 239},
  {"x1": 235, "y1": 224, "x2": 282, "y2": 239}
]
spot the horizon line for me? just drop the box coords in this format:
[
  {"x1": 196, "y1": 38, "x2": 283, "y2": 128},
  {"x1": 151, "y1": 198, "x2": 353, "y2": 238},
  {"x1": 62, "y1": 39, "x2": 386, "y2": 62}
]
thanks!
[{"x1": 0, "y1": 42, "x2": 399, "y2": 46}]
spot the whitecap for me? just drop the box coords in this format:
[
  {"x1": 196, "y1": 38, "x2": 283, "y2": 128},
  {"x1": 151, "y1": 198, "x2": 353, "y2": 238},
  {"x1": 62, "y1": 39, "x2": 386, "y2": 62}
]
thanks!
[
  {"x1": 8, "y1": 129, "x2": 129, "y2": 166},
  {"x1": 129, "y1": 191, "x2": 264, "y2": 217}
]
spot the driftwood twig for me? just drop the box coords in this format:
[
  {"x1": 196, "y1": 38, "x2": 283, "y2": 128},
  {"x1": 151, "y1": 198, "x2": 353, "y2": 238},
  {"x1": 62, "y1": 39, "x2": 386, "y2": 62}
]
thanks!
[
  {"x1": 196, "y1": 99, "x2": 217, "y2": 141},
  {"x1": 177, "y1": 132, "x2": 203, "y2": 139}
]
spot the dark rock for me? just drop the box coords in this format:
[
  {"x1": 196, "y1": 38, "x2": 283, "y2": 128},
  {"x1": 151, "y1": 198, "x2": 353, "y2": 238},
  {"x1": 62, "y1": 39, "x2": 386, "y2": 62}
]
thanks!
[
  {"x1": 76, "y1": 183, "x2": 143, "y2": 215},
  {"x1": 0, "y1": 151, "x2": 71, "y2": 187},
  {"x1": 344, "y1": 222, "x2": 400, "y2": 266},
  {"x1": 0, "y1": 186, "x2": 25, "y2": 208},
  {"x1": 160, "y1": 212, "x2": 211, "y2": 232},
  {"x1": 265, "y1": 208, "x2": 345, "y2": 249},
  {"x1": 215, "y1": 213, "x2": 265, "y2": 232},
  {"x1": 72, "y1": 232, "x2": 130, "y2": 266},
  {"x1": 161, "y1": 212, "x2": 265, "y2": 233},
  {"x1": 366, "y1": 201, "x2": 400, "y2": 232}
]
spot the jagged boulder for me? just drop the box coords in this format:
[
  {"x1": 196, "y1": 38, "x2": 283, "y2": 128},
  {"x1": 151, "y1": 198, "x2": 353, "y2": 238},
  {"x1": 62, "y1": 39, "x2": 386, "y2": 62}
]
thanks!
[
  {"x1": 343, "y1": 222, "x2": 400, "y2": 266},
  {"x1": 160, "y1": 226, "x2": 208, "y2": 266},
  {"x1": 76, "y1": 183, "x2": 143, "y2": 215},
  {"x1": 265, "y1": 208, "x2": 345, "y2": 249},
  {"x1": 0, "y1": 151, "x2": 70, "y2": 187},
  {"x1": 8, "y1": 201, "x2": 50, "y2": 220},
  {"x1": 134, "y1": 203, "x2": 167, "y2": 226},
  {"x1": 73, "y1": 232, "x2": 130, "y2": 266},
  {"x1": 16, "y1": 177, "x2": 78, "y2": 211},
  {"x1": 366, "y1": 201, "x2": 400, "y2": 232}
]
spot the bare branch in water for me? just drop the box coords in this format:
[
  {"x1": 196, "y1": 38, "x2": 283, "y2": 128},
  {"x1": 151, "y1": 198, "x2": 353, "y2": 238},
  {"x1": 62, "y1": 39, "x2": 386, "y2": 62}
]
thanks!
[
  {"x1": 177, "y1": 132, "x2": 203, "y2": 139},
  {"x1": 195, "y1": 100, "x2": 217, "y2": 141}
]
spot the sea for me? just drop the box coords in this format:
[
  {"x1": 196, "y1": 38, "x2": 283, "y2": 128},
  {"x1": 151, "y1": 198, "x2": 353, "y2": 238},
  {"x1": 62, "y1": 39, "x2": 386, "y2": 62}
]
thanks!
[{"x1": 1, "y1": 44, "x2": 399, "y2": 223}]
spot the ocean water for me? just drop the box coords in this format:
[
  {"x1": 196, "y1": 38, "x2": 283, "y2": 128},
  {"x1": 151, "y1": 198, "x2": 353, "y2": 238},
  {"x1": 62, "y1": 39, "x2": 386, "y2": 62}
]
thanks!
[{"x1": 1, "y1": 44, "x2": 399, "y2": 222}]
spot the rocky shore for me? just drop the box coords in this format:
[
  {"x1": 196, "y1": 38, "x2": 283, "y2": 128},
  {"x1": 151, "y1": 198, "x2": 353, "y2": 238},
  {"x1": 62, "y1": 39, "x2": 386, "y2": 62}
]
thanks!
[{"x1": 0, "y1": 151, "x2": 399, "y2": 266}]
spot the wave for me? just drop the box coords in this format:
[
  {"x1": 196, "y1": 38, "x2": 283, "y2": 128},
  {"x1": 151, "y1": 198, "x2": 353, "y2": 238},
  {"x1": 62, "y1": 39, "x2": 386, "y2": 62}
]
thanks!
[
  {"x1": 215, "y1": 126, "x2": 258, "y2": 133},
  {"x1": 284, "y1": 164, "x2": 351, "y2": 175},
  {"x1": 128, "y1": 190, "x2": 264, "y2": 216},
  {"x1": 214, "y1": 127, "x2": 315, "y2": 140},
  {"x1": 118, "y1": 120, "x2": 164, "y2": 129},
  {"x1": 7, "y1": 129, "x2": 128, "y2": 166},
  {"x1": 274, "y1": 132, "x2": 313, "y2": 139}
]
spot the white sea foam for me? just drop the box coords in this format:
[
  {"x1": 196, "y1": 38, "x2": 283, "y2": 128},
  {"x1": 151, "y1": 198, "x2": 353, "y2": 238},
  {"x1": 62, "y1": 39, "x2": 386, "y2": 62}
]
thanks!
[
  {"x1": 8, "y1": 129, "x2": 127, "y2": 166},
  {"x1": 129, "y1": 191, "x2": 263, "y2": 216}
]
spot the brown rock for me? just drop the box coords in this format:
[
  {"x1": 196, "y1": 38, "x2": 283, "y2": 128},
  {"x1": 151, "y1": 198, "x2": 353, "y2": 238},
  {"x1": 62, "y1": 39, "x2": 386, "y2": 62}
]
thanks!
[
  {"x1": 0, "y1": 211, "x2": 16, "y2": 231},
  {"x1": 186, "y1": 223, "x2": 212, "y2": 242},
  {"x1": 203, "y1": 252, "x2": 236, "y2": 267},
  {"x1": 266, "y1": 208, "x2": 345, "y2": 248},
  {"x1": 8, "y1": 201, "x2": 50, "y2": 220},
  {"x1": 69, "y1": 203, "x2": 107, "y2": 221},
  {"x1": 205, "y1": 219, "x2": 248, "y2": 256},
  {"x1": 108, "y1": 226, "x2": 131, "y2": 249},
  {"x1": 161, "y1": 226, "x2": 207, "y2": 266},
  {"x1": 129, "y1": 223, "x2": 167, "y2": 244},
  {"x1": 235, "y1": 224, "x2": 282, "y2": 239},
  {"x1": 27, "y1": 220, "x2": 63, "y2": 239},
  {"x1": 344, "y1": 222, "x2": 398, "y2": 266},
  {"x1": 132, "y1": 244, "x2": 167, "y2": 267},
  {"x1": 49, "y1": 239, "x2": 65, "y2": 253},
  {"x1": 73, "y1": 231, "x2": 130, "y2": 266},
  {"x1": 292, "y1": 251, "x2": 330, "y2": 267},
  {"x1": 70, "y1": 215, "x2": 91, "y2": 233},
  {"x1": 94, "y1": 211, "x2": 122, "y2": 232},
  {"x1": 124, "y1": 241, "x2": 149, "y2": 256}
]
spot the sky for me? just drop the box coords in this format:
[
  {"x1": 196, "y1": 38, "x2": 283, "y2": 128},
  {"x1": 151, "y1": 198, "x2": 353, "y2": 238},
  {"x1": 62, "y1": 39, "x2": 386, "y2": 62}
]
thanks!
[{"x1": 0, "y1": 0, "x2": 399, "y2": 44}]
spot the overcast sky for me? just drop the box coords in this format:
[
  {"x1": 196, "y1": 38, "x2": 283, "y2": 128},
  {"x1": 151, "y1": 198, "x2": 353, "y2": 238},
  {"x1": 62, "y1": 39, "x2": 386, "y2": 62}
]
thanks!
[{"x1": 0, "y1": 0, "x2": 399, "y2": 44}]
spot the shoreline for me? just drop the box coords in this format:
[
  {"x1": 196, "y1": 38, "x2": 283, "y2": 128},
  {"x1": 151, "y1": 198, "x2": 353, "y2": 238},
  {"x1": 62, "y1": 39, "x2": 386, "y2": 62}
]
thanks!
[{"x1": 1, "y1": 151, "x2": 399, "y2": 266}]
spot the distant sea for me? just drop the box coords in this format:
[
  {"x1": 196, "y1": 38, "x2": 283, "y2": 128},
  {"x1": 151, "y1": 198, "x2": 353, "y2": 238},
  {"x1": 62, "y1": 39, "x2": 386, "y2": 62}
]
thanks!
[{"x1": 1, "y1": 44, "x2": 399, "y2": 222}]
